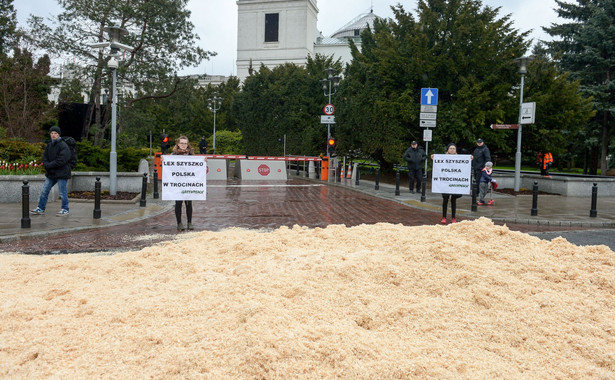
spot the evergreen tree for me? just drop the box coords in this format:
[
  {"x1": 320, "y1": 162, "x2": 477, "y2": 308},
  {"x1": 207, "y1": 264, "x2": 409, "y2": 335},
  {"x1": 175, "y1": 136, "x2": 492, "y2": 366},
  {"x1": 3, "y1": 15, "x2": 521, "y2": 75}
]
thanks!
[
  {"x1": 0, "y1": 48, "x2": 55, "y2": 140},
  {"x1": 337, "y1": 1, "x2": 530, "y2": 169},
  {"x1": 233, "y1": 55, "x2": 341, "y2": 156},
  {"x1": 0, "y1": 0, "x2": 17, "y2": 56},
  {"x1": 521, "y1": 44, "x2": 594, "y2": 168},
  {"x1": 545, "y1": 0, "x2": 615, "y2": 174}
]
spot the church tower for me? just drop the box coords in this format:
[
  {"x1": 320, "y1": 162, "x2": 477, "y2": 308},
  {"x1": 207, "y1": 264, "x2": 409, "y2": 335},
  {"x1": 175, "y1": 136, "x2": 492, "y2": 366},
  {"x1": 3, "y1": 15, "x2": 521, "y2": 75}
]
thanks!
[{"x1": 236, "y1": 0, "x2": 319, "y2": 81}]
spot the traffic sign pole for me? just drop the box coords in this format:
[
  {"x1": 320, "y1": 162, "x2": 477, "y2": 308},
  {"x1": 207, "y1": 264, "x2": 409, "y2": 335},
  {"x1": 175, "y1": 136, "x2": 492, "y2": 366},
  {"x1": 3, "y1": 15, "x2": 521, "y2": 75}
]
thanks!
[{"x1": 419, "y1": 88, "x2": 438, "y2": 202}]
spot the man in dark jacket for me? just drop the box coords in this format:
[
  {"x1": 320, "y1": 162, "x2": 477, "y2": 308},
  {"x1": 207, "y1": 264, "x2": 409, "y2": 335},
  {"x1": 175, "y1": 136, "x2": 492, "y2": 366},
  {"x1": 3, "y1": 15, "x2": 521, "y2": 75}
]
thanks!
[
  {"x1": 472, "y1": 138, "x2": 491, "y2": 194},
  {"x1": 403, "y1": 141, "x2": 427, "y2": 193},
  {"x1": 31, "y1": 126, "x2": 72, "y2": 216},
  {"x1": 198, "y1": 136, "x2": 208, "y2": 154}
]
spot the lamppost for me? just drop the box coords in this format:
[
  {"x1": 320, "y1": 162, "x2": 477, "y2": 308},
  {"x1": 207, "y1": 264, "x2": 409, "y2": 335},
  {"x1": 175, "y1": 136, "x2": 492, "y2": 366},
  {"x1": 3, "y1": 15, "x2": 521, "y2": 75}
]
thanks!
[
  {"x1": 208, "y1": 92, "x2": 223, "y2": 154},
  {"x1": 514, "y1": 56, "x2": 532, "y2": 192},
  {"x1": 89, "y1": 26, "x2": 133, "y2": 195},
  {"x1": 320, "y1": 68, "x2": 341, "y2": 157}
]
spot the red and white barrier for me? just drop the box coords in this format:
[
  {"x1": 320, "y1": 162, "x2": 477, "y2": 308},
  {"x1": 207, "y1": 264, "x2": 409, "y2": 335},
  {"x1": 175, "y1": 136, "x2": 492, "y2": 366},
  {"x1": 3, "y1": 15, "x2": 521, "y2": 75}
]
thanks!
[
  {"x1": 234, "y1": 159, "x2": 287, "y2": 180},
  {"x1": 206, "y1": 159, "x2": 229, "y2": 180},
  {"x1": 198, "y1": 154, "x2": 321, "y2": 161}
]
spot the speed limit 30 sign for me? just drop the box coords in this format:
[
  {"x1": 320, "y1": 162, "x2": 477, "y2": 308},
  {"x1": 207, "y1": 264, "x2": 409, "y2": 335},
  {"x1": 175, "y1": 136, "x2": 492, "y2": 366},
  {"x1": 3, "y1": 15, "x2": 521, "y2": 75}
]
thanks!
[{"x1": 323, "y1": 104, "x2": 335, "y2": 115}]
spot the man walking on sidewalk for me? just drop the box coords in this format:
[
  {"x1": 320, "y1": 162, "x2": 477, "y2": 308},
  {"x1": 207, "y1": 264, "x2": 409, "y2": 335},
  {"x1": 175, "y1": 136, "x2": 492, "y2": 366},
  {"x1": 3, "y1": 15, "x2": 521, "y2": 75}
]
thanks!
[{"x1": 30, "y1": 126, "x2": 72, "y2": 216}]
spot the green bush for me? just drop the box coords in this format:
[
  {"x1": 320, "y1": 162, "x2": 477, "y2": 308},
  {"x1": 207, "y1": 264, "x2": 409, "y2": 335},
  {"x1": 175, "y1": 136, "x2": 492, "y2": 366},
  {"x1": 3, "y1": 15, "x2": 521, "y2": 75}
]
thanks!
[
  {"x1": 214, "y1": 130, "x2": 244, "y2": 155},
  {"x1": 0, "y1": 139, "x2": 148, "y2": 172},
  {"x1": 76, "y1": 141, "x2": 149, "y2": 171},
  {"x1": 0, "y1": 139, "x2": 45, "y2": 163}
]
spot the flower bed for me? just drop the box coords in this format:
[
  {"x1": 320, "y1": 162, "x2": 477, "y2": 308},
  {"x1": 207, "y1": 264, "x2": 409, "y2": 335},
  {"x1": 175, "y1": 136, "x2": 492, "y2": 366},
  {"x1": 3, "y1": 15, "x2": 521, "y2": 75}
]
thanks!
[{"x1": 0, "y1": 160, "x2": 43, "y2": 175}]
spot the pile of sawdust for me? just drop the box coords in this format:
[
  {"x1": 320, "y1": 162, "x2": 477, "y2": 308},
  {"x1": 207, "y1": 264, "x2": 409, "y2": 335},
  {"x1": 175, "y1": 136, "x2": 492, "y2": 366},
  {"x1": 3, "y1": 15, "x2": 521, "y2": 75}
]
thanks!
[{"x1": 1, "y1": 218, "x2": 614, "y2": 378}]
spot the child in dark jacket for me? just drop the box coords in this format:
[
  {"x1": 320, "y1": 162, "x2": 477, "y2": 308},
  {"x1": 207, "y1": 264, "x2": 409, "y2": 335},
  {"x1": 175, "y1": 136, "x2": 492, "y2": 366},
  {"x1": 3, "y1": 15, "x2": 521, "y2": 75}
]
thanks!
[{"x1": 477, "y1": 161, "x2": 497, "y2": 205}]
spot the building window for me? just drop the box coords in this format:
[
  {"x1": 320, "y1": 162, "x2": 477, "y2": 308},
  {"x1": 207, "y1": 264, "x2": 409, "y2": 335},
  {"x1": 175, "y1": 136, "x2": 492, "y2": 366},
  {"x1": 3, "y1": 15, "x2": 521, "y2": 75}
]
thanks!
[
  {"x1": 265, "y1": 13, "x2": 279, "y2": 42},
  {"x1": 354, "y1": 29, "x2": 361, "y2": 36}
]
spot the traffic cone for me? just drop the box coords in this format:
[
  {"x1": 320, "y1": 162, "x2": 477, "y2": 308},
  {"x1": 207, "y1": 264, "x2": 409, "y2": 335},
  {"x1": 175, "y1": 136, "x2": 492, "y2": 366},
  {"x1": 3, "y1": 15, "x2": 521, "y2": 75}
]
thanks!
[
  {"x1": 340, "y1": 165, "x2": 345, "y2": 180},
  {"x1": 346, "y1": 163, "x2": 352, "y2": 178}
]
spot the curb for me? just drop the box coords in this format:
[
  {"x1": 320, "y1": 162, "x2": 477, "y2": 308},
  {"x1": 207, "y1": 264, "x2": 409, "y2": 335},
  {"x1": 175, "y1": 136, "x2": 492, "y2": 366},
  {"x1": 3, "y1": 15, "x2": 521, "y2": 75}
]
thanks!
[{"x1": 0, "y1": 200, "x2": 175, "y2": 244}]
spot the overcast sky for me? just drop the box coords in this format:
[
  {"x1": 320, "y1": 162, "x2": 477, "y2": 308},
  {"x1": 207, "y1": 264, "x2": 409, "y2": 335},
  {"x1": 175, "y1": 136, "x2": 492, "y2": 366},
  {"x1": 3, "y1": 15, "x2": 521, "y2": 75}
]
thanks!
[{"x1": 13, "y1": 0, "x2": 562, "y2": 77}]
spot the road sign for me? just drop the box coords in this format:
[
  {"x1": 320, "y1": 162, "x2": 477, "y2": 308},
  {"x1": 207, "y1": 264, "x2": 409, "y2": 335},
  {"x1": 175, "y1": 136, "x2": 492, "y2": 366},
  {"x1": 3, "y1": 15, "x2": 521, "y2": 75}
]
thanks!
[
  {"x1": 520, "y1": 102, "x2": 536, "y2": 124},
  {"x1": 420, "y1": 119, "x2": 437, "y2": 127},
  {"x1": 321, "y1": 115, "x2": 335, "y2": 124},
  {"x1": 423, "y1": 129, "x2": 433, "y2": 141},
  {"x1": 420, "y1": 105, "x2": 437, "y2": 113},
  {"x1": 421, "y1": 88, "x2": 438, "y2": 106},
  {"x1": 323, "y1": 104, "x2": 335, "y2": 115},
  {"x1": 490, "y1": 124, "x2": 519, "y2": 130},
  {"x1": 420, "y1": 112, "x2": 437, "y2": 120}
]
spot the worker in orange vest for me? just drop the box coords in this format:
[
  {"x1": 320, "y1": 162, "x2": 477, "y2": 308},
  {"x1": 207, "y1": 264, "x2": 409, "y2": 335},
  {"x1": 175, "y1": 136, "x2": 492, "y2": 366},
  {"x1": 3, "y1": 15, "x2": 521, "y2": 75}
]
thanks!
[{"x1": 537, "y1": 152, "x2": 553, "y2": 176}]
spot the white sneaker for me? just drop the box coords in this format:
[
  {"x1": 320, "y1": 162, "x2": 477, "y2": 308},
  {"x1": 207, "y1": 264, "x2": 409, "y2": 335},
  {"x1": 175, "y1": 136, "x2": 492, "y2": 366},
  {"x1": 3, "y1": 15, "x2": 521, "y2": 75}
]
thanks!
[
  {"x1": 31, "y1": 207, "x2": 45, "y2": 215},
  {"x1": 56, "y1": 209, "x2": 69, "y2": 216}
]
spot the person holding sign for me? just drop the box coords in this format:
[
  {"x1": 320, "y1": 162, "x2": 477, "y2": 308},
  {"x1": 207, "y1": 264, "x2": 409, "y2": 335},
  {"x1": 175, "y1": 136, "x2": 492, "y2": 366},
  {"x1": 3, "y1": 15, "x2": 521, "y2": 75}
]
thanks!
[
  {"x1": 431, "y1": 143, "x2": 472, "y2": 224},
  {"x1": 173, "y1": 136, "x2": 196, "y2": 231}
]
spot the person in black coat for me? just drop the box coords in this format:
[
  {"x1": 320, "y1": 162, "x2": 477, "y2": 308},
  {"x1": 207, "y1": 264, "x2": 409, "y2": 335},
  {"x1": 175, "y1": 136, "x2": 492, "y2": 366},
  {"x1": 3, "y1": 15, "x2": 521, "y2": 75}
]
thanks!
[
  {"x1": 31, "y1": 126, "x2": 72, "y2": 216},
  {"x1": 472, "y1": 138, "x2": 491, "y2": 194},
  {"x1": 198, "y1": 136, "x2": 208, "y2": 154},
  {"x1": 403, "y1": 141, "x2": 426, "y2": 193}
]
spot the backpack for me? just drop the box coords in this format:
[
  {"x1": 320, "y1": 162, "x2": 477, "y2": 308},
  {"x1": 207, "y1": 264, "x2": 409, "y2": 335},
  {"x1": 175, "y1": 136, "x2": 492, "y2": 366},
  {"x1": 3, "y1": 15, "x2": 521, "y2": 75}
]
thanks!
[{"x1": 63, "y1": 136, "x2": 78, "y2": 169}]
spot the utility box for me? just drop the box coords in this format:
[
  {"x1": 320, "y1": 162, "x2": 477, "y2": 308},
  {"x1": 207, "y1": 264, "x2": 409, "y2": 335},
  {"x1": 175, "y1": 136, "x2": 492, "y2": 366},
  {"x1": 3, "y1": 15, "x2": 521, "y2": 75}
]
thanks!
[{"x1": 320, "y1": 157, "x2": 329, "y2": 180}]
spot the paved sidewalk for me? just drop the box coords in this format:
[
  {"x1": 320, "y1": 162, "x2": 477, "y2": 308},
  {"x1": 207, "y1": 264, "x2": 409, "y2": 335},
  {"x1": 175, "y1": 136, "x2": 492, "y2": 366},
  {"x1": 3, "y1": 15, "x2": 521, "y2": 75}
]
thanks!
[
  {"x1": 1, "y1": 176, "x2": 613, "y2": 253},
  {"x1": 322, "y1": 175, "x2": 615, "y2": 228}
]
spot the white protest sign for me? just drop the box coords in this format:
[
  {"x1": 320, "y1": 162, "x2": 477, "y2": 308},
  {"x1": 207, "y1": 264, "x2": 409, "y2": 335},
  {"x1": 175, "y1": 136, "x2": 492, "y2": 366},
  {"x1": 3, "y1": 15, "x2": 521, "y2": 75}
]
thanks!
[
  {"x1": 431, "y1": 154, "x2": 472, "y2": 195},
  {"x1": 161, "y1": 155, "x2": 207, "y2": 200}
]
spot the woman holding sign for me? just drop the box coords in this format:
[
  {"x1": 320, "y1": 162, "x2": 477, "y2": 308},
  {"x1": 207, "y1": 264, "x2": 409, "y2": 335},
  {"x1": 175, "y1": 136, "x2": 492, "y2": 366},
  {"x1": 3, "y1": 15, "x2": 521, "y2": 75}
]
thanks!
[
  {"x1": 173, "y1": 136, "x2": 195, "y2": 231},
  {"x1": 431, "y1": 143, "x2": 463, "y2": 224}
]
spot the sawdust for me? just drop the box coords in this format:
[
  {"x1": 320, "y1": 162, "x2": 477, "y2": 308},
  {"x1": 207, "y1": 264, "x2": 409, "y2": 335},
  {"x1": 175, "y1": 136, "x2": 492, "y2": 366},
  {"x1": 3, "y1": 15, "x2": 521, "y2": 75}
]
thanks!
[{"x1": 1, "y1": 218, "x2": 614, "y2": 379}]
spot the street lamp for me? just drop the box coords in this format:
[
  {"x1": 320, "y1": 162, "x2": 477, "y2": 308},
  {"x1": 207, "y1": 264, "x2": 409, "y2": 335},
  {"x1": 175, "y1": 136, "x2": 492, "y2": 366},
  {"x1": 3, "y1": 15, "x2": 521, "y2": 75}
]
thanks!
[
  {"x1": 513, "y1": 56, "x2": 533, "y2": 192},
  {"x1": 208, "y1": 92, "x2": 223, "y2": 154},
  {"x1": 89, "y1": 26, "x2": 133, "y2": 195},
  {"x1": 320, "y1": 68, "x2": 341, "y2": 157}
]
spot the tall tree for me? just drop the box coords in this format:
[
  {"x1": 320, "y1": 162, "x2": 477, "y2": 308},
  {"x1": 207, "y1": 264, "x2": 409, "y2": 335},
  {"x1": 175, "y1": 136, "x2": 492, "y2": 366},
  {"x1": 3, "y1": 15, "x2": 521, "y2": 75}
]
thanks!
[
  {"x1": 544, "y1": 0, "x2": 615, "y2": 174},
  {"x1": 337, "y1": 1, "x2": 530, "y2": 169},
  {"x1": 0, "y1": 0, "x2": 17, "y2": 56},
  {"x1": 0, "y1": 47, "x2": 55, "y2": 140},
  {"x1": 27, "y1": 0, "x2": 213, "y2": 143},
  {"x1": 520, "y1": 44, "x2": 594, "y2": 167},
  {"x1": 233, "y1": 55, "x2": 342, "y2": 156}
]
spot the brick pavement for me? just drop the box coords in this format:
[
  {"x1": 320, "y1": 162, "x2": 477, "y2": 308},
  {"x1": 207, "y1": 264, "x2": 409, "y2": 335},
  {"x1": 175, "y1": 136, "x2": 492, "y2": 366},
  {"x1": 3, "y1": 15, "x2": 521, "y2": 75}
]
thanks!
[{"x1": 0, "y1": 179, "x2": 595, "y2": 254}]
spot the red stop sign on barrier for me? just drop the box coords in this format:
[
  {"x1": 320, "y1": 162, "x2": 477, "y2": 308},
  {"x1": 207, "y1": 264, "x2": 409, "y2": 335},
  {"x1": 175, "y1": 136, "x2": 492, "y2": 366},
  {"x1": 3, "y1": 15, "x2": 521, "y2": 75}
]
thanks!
[{"x1": 258, "y1": 164, "x2": 271, "y2": 176}]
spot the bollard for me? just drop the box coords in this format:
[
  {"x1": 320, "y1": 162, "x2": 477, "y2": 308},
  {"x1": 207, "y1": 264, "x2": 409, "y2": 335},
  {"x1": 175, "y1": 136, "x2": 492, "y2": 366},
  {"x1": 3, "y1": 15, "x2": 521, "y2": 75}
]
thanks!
[
  {"x1": 296, "y1": 161, "x2": 300, "y2": 176},
  {"x1": 420, "y1": 174, "x2": 427, "y2": 203},
  {"x1": 140, "y1": 173, "x2": 147, "y2": 207},
  {"x1": 375, "y1": 169, "x2": 380, "y2": 190},
  {"x1": 153, "y1": 169, "x2": 159, "y2": 199},
  {"x1": 336, "y1": 164, "x2": 342, "y2": 183},
  {"x1": 531, "y1": 181, "x2": 538, "y2": 216},
  {"x1": 21, "y1": 180, "x2": 31, "y2": 229},
  {"x1": 590, "y1": 182, "x2": 598, "y2": 217},
  {"x1": 471, "y1": 178, "x2": 477, "y2": 212},
  {"x1": 355, "y1": 165, "x2": 360, "y2": 185},
  {"x1": 395, "y1": 171, "x2": 400, "y2": 196},
  {"x1": 93, "y1": 177, "x2": 102, "y2": 219}
]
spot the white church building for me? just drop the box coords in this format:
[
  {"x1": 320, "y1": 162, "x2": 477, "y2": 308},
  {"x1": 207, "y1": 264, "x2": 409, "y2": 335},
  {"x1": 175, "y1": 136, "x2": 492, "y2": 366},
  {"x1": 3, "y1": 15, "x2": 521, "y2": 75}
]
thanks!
[{"x1": 236, "y1": 0, "x2": 379, "y2": 81}]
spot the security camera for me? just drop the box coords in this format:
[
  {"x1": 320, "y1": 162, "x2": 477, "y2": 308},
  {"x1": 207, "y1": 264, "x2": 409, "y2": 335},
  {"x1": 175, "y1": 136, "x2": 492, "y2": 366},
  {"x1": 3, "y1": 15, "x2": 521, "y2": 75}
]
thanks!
[
  {"x1": 107, "y1": 58, "x2": 119, "y2": 69},
  {"x1": 110, "y1": 42, "x2": 134, "y2": 52}
]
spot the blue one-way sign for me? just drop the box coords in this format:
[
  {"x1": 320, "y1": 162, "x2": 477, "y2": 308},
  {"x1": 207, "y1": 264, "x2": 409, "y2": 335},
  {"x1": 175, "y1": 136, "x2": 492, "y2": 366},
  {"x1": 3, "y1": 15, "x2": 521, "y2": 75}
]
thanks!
[{"x1": 421, "y1": 88, "x2": 438, "y2": 106}]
